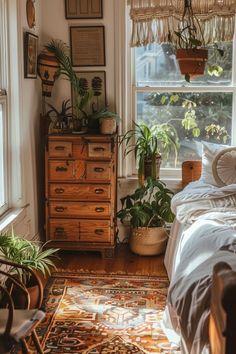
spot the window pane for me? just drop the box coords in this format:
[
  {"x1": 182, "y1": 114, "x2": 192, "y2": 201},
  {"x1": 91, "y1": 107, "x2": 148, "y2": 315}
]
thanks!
[
  {"x1": 0, "y1": 103, "x2": 5, "y2": 209},
  {"x1": 135, "y1": 42, "x2": 232, "y2": 87},
  {"x1": 137, "y1": 92, "x2": 232, "y2": 168}
]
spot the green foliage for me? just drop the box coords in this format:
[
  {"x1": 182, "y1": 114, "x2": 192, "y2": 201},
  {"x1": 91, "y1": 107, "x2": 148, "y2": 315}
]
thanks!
[
  {"x1": 205, "y1": 124, "x2": 229, "y2": 144},
  {"x1": 120, "y1": 122, "x2": 179, "y2": 174},
  {"x1": 90, "y1": 107, "x2": 120, "y2": 121},
  {"x1": 117, "y1": 177, "x2": 174, "y2": 228},
  {"x1": 0, "y1": 228, "x2": 59, "y2": 285},
  {"x1": 45, "y1": 39, "x2": 93, "y2": 120}
]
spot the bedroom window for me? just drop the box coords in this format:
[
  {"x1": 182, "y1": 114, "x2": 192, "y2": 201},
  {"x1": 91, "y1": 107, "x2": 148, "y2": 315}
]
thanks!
[{"x1": 132, "y1": 41, "x2": 235, "y2": 174}]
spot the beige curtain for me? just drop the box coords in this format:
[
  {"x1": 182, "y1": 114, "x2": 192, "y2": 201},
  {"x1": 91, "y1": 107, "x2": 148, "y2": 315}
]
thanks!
[{"x1": 129, "y1": 0, "x2": 236, "y2": 47}]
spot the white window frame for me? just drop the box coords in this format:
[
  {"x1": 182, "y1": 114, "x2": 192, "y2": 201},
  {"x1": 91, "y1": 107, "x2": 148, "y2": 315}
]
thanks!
[{"x1": 0, "y1": 96, "x2": 9, "y2": 215}]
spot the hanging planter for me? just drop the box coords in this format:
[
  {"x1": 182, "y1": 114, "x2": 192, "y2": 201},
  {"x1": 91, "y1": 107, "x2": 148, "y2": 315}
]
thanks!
[{"x1": 176, "y1": 48, "x2": 208, "y2": 77}]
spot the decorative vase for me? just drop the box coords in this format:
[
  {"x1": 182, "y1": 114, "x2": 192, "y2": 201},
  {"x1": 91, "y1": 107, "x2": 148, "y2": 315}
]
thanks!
[
  {"x1": 144, "y1": 155, "x2": 162, "y2": 179},
  {"x1": 99, "y1": 117, "x2": 117, "y2": 134},
  {"x1": 176, "y1": 48, "x2": 208, "y2": 77},
  {"x1": 129, "y1": 227, "x2": 168, "y2": 256},
  {"x1": 37, "y1": 50, "x2": 59, "y2": 97}
]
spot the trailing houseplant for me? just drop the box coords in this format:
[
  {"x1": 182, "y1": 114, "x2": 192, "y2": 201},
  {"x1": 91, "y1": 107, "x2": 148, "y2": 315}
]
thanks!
[
  {"x1": 117, "y1": 177, "x2": 174, "y2": 255},
  {"x1": 0, "y1": 228, "x2": 59, "y2": 307},
  {"x1": 120, "y1": 122, "x2": 179, "y2": 184}
]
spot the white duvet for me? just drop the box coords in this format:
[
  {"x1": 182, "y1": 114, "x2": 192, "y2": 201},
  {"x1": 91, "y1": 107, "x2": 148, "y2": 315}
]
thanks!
[{"x1": 164, "y1": 181, "x2": 236, "y2": 354}]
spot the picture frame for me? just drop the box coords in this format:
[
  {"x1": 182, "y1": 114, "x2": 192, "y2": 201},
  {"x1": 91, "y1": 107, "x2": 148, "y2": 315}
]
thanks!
[
  {"x1": 72, "y1": 71, "x2": 106, "y2": 116},
  {"x1": 70, "y1": 26, "x2": 105, "y2": 67},
  {"x1": 24, "y1": 32, "x2": 38, "y2": 78},
  {"x1": 65, "y1": 0, "x2": 103, "y2": 19}
]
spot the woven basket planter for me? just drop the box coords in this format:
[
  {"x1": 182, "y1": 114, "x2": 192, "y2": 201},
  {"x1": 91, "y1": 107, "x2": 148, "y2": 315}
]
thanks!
[{"x1": 129, "y1": 227, "x2": 168, "y2": 256}]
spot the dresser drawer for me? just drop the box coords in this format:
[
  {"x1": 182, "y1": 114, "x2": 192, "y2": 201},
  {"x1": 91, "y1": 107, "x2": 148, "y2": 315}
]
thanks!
[
  {"x1": 48, "y1": 160, "x2": 75, "y2": 181},
  {"x1": 49, "y1": 141, "x2": 72, "y2": 158},
  {"x1": 79, "y1": 220, "x2": 111, "y2": 242},
  {"x1": 49, "y1": 201, "x2": 111, "y2": 218},
  {"x1": 49, "y1": 219, "x2": 79, "y2": 241},
  {"x1": 88, "y1": 142, "x2": 111, "y2": 159},
  {"x1": 86, "y1": 162, "x2": 111, "y2": 181},
  {"x1": 49, "y1": 183, "x2": 111, "y2": 200}
]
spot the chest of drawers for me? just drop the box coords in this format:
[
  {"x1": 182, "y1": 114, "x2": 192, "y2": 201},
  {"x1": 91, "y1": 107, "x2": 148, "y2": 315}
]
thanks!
[{"x1": 45, "y1": 134, "x2": 117, "y2": 258}]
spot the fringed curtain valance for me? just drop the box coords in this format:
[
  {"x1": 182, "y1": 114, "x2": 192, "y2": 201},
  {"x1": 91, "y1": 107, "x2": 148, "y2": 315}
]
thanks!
[{"x1": 129, "y1": 0, "x2": 236, "y2": 47}]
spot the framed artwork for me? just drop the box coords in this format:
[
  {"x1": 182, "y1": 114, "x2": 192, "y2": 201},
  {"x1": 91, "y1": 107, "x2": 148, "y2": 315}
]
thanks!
[
  {"x1": 72, "y1": 71, "x2": 106, "y2": 115},
  {"x1": 24, "y1": 32, "x2": 38, "y2": 78},
  {"x1": 70, "y1": 26, "x2": 105, "y2": 67},
  {"x1": 65, "y1": 0, "x2": 103, "y2": 19}
]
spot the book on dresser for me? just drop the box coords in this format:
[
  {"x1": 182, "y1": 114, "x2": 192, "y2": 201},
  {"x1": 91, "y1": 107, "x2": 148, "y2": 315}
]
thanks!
[{"x1": 45, "y1": 134, "x2": 117, "y2": 258}]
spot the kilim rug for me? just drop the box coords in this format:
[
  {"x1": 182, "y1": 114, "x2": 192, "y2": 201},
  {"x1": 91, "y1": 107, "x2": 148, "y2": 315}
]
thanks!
[{"x1": 35, "y1": 272, "x2": 180, "y2": 353}]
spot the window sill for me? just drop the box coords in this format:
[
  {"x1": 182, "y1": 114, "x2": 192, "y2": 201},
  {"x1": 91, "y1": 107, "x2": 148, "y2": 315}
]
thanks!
[
  {"x1": 118, "y1": 176, "x2": 182, "y2": 192},
  {"x1": 0, "y1": 207, "x2": 27, "y2": 232}
]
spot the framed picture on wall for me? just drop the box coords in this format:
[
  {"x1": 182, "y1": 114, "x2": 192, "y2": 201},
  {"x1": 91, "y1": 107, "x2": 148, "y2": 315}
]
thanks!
[
  {"x1": 24, "y1": 32, "x2": 38, "y2": 78},
  {"x1": 72, "y1": 71, "x2": 106, "y2": 115},
  {"x1": 70, "y1": 26, "x2": 105, "y2": 66},
  {"x1": 65, "y1": 0, "x2": 103, "y2": 19}
]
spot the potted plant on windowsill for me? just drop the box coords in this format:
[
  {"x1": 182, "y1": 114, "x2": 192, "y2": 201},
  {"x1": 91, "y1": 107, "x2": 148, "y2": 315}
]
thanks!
[
  {"x1": 117, "y1": 177, "x2": 174, "y2": 256},
  {"x1": 120, "y1": 122, "x2": 179, "y2": 184},
  {"x1": 0, "y1": 228, "x2": 59, "y2": 308}
]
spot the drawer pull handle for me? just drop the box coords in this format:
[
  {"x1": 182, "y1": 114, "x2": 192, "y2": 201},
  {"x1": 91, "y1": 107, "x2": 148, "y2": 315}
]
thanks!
[
  {"x1": 95, "y1": 188, "x2": 104, "y2": 194},
  {"x1": 95, "y1": 229, "x2": 104, "y2": 235},
  {"x1": 94, "y1": 167, "x2": 104, "y2": 173},
  {"x1": 56, "y1": 166, "x2": 68, "y2": 172},
  {"x1": 55, "y1": 206, "x2": 65, "y2": 212},
  {"x1": 55, "y1": 227, "x2": 66, "y2": 237},
  {"x1": 55, "y1": 188, "x2": 65, "y2": 194},
  {"x1": 55, "y1": 146, "x2": 65, "y2": 151},
  {"x1": 95, "y1": 207, "x2": 105, "y2": 213},
  {"x1": 94, "y1": 147, "x2": 105, "y2": 152}
]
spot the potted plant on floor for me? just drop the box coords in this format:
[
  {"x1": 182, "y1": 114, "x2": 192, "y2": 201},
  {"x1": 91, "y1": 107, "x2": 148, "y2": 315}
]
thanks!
[
  {"x1": 0, "y1": 228, "x2": 59, "y2": 308},
  {"x1": 120, "y1": 122, "x2": 179, "y2": 184},
  {"x1": 117, "y1": 177, "x2": 174, "y2": 256}
]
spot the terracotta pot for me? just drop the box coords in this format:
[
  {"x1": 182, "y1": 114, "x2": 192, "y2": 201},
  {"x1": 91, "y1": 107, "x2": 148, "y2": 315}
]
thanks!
[
  {"x1": 7, "y1": 278, "x2": 40, "y2": 309},
  {"x1": 99, "y1": 117, "x2": 117, "y2": 134},
  {"x1": 176, "y1": 48, "x2": 208, "y2": 76},
  {"x1": 129, "y1": 227, "x2": 168, "y2": 256}
]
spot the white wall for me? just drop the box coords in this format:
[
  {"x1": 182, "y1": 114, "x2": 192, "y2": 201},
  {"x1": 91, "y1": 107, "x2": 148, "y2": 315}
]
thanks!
[{"x1": 40, "y1": 0, "x2": 116, "y2": 112}]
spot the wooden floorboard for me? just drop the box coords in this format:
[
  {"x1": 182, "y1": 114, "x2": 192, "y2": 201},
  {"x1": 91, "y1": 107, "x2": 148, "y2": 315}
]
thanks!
[{"x1": 55, "y1": 244, "x2": 167, "y2": 277}]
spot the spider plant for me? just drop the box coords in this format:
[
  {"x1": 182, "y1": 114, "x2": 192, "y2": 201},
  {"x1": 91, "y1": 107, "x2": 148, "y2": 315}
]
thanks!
[
  {"x1": 120, "y1": 122, "x2": 179, "y2": 182},
  {"x1": 0, "y1": 228, "x2": 59, "y2": 286}
]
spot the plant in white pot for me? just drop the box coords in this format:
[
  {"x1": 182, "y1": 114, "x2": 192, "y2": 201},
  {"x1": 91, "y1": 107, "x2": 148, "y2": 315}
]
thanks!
[{"x1": 117, "y1": 177, "x2": 174, "y2": 256}]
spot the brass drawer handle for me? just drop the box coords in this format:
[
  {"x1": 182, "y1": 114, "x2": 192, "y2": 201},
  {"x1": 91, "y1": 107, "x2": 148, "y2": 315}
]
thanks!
[
  {"x1": 55, "y1": 146, "x2": 65, "y2": 151},
  {"x1": 94, "y1": 147, "x2": 105, "y2": 152},
  {"x1": 56, "y1": 166, "x2": 68, "y2": 172},
  {"x1": 55, "y1": 188, "x2": 65, "y2": 194},
  {"x1": 55, "y1": 206, "x2": 65, "y2": 212},
  {"x1": 95, "y1": 229, "x2": 104, "y2": 235},
  {"x1": 95, "y1": 188, "x2": 104, "y2": 194},
  {"x1": 94, "y1": 167, "x2": 104, "y2": 173},
  {"x1": 95, "y1": 207, "x2": 105, "y2": 213}
]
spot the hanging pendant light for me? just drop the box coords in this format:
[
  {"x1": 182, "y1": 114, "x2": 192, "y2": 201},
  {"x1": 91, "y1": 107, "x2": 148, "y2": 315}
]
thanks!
[{"x1": 37, "y1": 50, "x2": 59, "y2": 97}]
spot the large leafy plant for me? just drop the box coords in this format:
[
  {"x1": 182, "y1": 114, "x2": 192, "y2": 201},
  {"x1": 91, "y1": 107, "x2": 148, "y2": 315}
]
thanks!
[
  {"x1": 0, "y1": 228, "x2": 59, "y2": 285},
  {"x1": 117, "y1": 177, "x2": 174, "y2": 228}
]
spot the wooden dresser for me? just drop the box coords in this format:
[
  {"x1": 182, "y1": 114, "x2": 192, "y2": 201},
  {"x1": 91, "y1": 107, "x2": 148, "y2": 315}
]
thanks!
[{"x1": 45, "y1": 134, "x2": 117, "y2": 258}]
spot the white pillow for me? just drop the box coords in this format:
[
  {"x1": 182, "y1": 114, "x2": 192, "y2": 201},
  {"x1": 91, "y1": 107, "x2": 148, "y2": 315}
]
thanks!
[
  {"x1": 200, "y1": 141, "x2": 230, "y2": 186},
  {"x1": 212, "y1": 147, "x2": 236, "y2": 186}
]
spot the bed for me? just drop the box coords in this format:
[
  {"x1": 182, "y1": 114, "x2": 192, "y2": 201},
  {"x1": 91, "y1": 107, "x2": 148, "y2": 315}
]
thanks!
[{"x1": 163, "y1": 141, "x2": 236, "y2": 354}]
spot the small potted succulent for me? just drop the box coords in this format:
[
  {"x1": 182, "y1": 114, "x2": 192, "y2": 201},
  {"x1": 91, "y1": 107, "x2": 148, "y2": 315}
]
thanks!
[{"x1": 117, "y1": 177, "x2": 174, "y2": 255}]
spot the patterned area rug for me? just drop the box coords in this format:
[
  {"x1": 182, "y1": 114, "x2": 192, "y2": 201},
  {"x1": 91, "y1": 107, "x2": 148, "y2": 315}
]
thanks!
[{"x1": 36, "y1": 272, "x2": 180, "y2": 353}]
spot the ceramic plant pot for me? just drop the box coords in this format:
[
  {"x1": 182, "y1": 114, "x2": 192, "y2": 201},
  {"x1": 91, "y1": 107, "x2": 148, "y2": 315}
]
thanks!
[
  {"x1": 176, "y1": 48, "x2": 208, "y2": 77},
  {"x1": 99, "y1": 117, "x2": 117, "y2": 134}
]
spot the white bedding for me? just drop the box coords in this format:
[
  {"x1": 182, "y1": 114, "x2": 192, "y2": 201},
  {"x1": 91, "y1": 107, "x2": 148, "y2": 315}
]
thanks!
[{"x1": 163, "y1": 181, "x2": 236, "y2": 353}]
